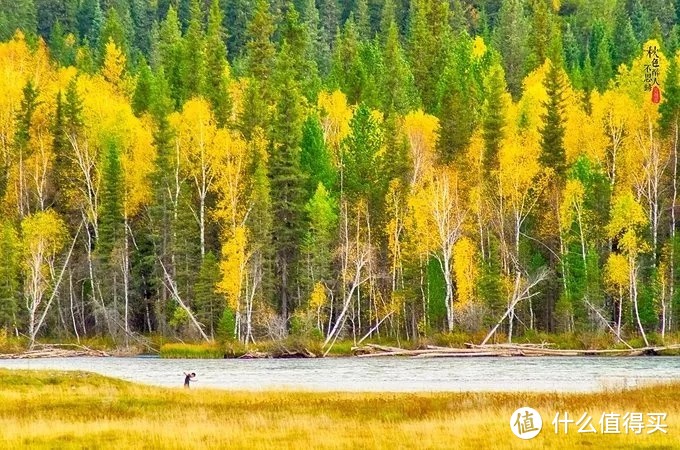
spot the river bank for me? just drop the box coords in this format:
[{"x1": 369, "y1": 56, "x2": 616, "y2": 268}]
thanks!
[
  {"x1": 0, "y1": 369, "x2": 677, "y2": 449},
  {"x1": 3, "y1": 331, "x2": 680, "y2": 359}
]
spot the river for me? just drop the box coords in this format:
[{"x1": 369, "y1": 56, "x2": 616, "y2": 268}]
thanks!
[{"x1": 1, "y1": 356, "x2": 679, "y2": 392}]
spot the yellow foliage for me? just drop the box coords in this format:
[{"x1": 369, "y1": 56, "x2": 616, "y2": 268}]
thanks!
[
  {"x1": 21, "y1": 210, "x2": 68, "y2": 267},
  {"x1": 71, "y1": 73, "x2": 155, "y2": 217},
  {"x1": 606, "y1": 191, "x2": 649, "y2": 257},
  {"x1": 217, "y1": 226, "x2": 247, "y2": 310},
  {"x1": 498, "y1": 126, "x2": 542, "y2": 208},
  {"x1": 406, "y1": 167, "x2": 465, "y2": 264},
  {"x1": 604, "y1": 253, "x2": 629, "y2": 292},
  {"x1": 170, "y1": 98, "x2": 226, "y2": 200},
  {"x1": 453, "y1": 237, "x2": 478, "y2": 307},
  {"x1": 317, "y1": 90, "x2": 353, "y2": 152},
  {"x1": 121, "y1": 115, "x2": 155, "y2": 216},
  {"x1": 228, "y1": 78, "x2": 248, "y2": 124},
  {"x1": 0, "y1": 32, "x2": 34, "y2": 174},
  {"x1": 589, "y1": 89, "x2": 639, "y2": 187},
  {"x1": 406, "y1": 182, "x2": 436, "y2": 257},
  {"x1": 471, "y1": 36, "x2": 487, "y2": 59},
  {"x1": 403, "y1": 110, "x2": 439, "y2": 186},
  {"x1": 102, "y1": 39, "x2": 126, "y2": 90},
  {"x1": 309, "y1": 282, "x2": 327, "y2": 310},
  {"x1": 560, "y1": 179, "x2": 585, "y2": 231}
]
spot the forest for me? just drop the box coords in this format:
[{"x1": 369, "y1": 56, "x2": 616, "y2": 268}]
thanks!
[{"x1": 1, "y1": 0, "x2": 680, "y2": 350}]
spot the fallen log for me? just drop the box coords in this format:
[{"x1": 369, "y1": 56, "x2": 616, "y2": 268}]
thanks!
[
  {"x1": 238, "y1": 351, "x2": 271, "y2": 359},
  {"x1": 351, "y1": 342, "x2": 680, "y2": 358},
  {"x1": 0, "y1": 343, "x2": 110, "y2": 359},
  {"x1": 411, "y1": 351, "x2": 521, "y2": 358}
]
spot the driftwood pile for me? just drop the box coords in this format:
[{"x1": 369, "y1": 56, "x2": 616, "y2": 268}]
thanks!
[
  {"x1": 351, "y1": 343, "x2": 680, "y2": 358},
  {"x1": 238, "y1": 347, "x2": 317, "y2": 359},
  {"x1": 0, "y1": 343, "x2": 110, "y2": 359}
]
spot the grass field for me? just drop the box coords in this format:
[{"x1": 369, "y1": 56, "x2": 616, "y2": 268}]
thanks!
[{"x1": 0, "y1": 369, "x2": 677, "y2": 449}]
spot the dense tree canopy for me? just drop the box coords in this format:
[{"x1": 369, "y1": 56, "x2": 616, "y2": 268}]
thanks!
[{"x1": 2, "y1": 0, "x2": 680, "y2": 347}]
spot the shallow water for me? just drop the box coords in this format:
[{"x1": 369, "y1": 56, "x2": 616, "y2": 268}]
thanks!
[{"x1": 1, "y1": 356, "x2": 679, "y2": 392}]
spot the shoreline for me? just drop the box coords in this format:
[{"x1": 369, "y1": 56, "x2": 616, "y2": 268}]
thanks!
[
  {"x1": 1, "y1": 369, "x2": 678, "y2": 448},
  {"x1": 4, "y1": 344, "x2": 680, "y2": 359}
]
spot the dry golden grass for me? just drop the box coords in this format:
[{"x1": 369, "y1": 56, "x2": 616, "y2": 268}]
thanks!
[{"x1": 0, "y1": 369, "x2": 678, "y2": 449}]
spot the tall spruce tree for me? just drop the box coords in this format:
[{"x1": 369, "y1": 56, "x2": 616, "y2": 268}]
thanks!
[
  {"x1": 268, "y1": 39, "x2": 307, "y2": 320},
  {"x1": 179, "y1": 0, "x2": 206, "y2": 103},
  {"x1": 0, "y1": 221, "x2": 20, "y2": 330},
  {"x1": 380, "y1": 20, "x2": 419, "y2": 115},
  {"x1": 98, "y1": 137, "x2": 124, "y2": 262},
  {"x1": 630, "y1": 0, "x2": 652, "y2": 42},
  {"x1": 594, "y1": 33, "x2": 613, "y2": 92},
  {"x1": 539, "y1": 59, "x2": 567, "y2": 179},
  {"x1": 436, "y1": 33, "x2": 479, "y2": 163},
  {"x1": 241, "y1": 0, "x2": 277, "y2": 137},
  {"x1": 482, "y1": 61, "x2": 507, "y2": 174},
  {"x1": 194, "y1": 251, "x2": 222, "y2": 338},
  {"x1": 612, "y1": 1, "x2": 639, "y2": 68},
  {"x1": 205, "y1": 0, "x2": 232, "y2": 127},
  {"x1": 158, "y1": 6, "x2": 183, "y2": 109},
  {"x1": 343, "y1": 103, "x2": 386, "y2": 211},
  {"x1": 492, "y1": 0, "x2": 528, "y2": 98},
  {"x1": 408, "y1": 0, "x2": 452, "y2": 112},
  {"x1": 329, "y1": 17, "x2": 367, "y2": 105},
  {"x1": 300, "y1": 114, "x2": 336, "y2": 197}
]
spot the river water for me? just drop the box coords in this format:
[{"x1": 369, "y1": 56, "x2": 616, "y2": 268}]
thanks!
[{"x1": 1, "y1": 356, "x2": 679, "y2": 392}]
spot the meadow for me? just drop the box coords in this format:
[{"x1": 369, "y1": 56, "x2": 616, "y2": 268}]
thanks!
[{"x1": 0, "y1": 369, "x2": 677, "y2": 449}]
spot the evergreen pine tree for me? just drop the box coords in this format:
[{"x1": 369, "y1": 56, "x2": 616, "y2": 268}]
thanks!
[
  {"x1": 241, "y1": 0, "x2": 277, "y2": 137},
  {"x1": 594, "y1": 34, "x2": 613, "y2": 92},
  {"x1": 0, "y1": 0, "x2": 37, "y2": 40},
  {"x1": 51, "y1": 90, "x2": 78, "y2": 218},
  {"x1": 77, "y1": 0, "x2": 103, "y2": 46},
  {"x1": 631, "y1": 0, "x2": 652, "y2": 42},
  {"x1": 343, "y1": 103, "x2": 386, "y2": 210},
  {"x1": 492, "y1": 0, "x2": 528, "y2": 99},
  {"x1": 408, "y1": 0, "x2": 452, "y2": 112},
  {"x1": 194, "y1": 251, "x2": 223, "y2": 338},
  {"x1": 300, "y1": 114, "x2": 336, "y2": 197},
  {"x1": 223, "y1": 0, "x2": 254, "y2": 61},
  {"x1": 380, "y1": 20, "x2": 419, "y2": 115},
  {"x1": 268, "y1": 39, "x2": 307, "y2": 319},
  {"x1": 179, "y1": 0, "x2": 206, "y2": 103},
  {"x1": 0, "y1": 222, "x2": 20, "y2": 329},
  {"x1": 482, "y1": 62, "x2": 507, "y2": 174},
  {"x1": 354, "y1": 0, "x2": 370, "y2": 38},
  {"x1": 98, "y1": 137, "x2": 124, "y2": 261},
  {"x1": 612, "y1": 1, "x2": 639, "y2": 68},
  {"x1": 8, "y1": 79, "x2": 40, "y2": 212},
  {"x1": 301, "y1": 0, "x2": 325, "y2": 78},
  {"x1": 539, "y1": 59, "x2": 567, "y2": 179},
  {"x1": 436, "y1": 34, "x2": 478, "y2": 163},
  {"x1": 329, "y1": 17, "x2": 366, "y2": 105},
  {"x1": 562, "y1": 22, "x2": 580, "y2": 74},
  {"x1": 205, "y1": 0, "x2": 232, "y2": 127},
  {"x1": 526, "y1": 0, "x2": 553, "y2": 72},
  {"x1": 316, "y1": 0, "x2": 339, "y2": 75},
  {"x1": 129, "y1": 0, "x2": 153, "y2": 57},
  {"x1": 132, "y1": 61, "x2": 154, "y2": 116},
  {"x1": 280, "y1": 2, "x2": 321, "y2": 100},
  {"x1": 99, "y1": 7, "x2": 128, "y2": 62},
  {"x1": 660, "y1": 54, "x2": 680, "y2": 137},
  {"x1": 158, "y1": 6, "x2": 183, "y2": 109}
]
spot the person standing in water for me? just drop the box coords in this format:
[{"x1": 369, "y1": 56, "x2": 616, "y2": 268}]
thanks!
[{"x1": 183, "y1": 372, "x2": 196, "y2": 388}]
